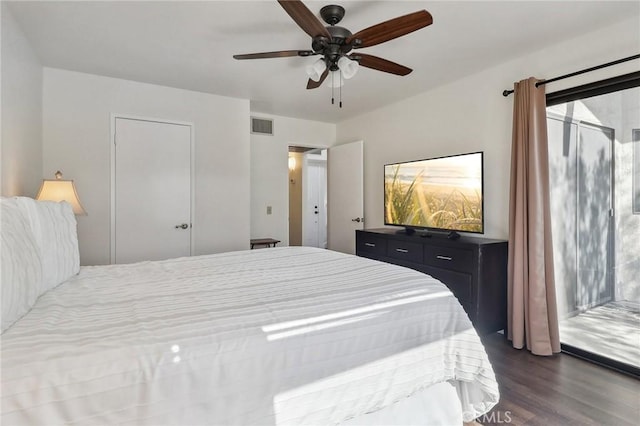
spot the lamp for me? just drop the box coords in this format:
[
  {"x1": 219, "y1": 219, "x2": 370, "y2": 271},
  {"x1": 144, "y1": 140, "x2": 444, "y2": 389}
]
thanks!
[
  {"x1": 337, "y1": 56, "x2": 359, "y2": 80},
  {"x1": 288, "y1": 156, "x2": 297, "y2": 171},
  {"x1": 324, "y1": 57, "x2": 359, "y2": 89},
  {"x1": 306, "y1": 58, "x2": 327, "y2": 82},
  {"x1": 36, "y1": 171, "x2": 87, "y2": 215},
  {"x1": 309, "y1": 55, "x2": 360, "y2": 107}
]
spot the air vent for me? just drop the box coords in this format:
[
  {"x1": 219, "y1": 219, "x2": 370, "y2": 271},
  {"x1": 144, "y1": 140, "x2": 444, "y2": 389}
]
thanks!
[{"x1": 251, "y1": 117, "x2": 274, "y2": 135}]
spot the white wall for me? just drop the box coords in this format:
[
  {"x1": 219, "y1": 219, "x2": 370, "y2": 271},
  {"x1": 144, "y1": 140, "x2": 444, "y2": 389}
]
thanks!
[
  {"x1": 250, "y1": 113, "x2": 335, "y2": 246},
  {"x1": 1, "y1": 4, "x2": 42, "y2": 197},
  {"x1": 43, "y1": 68, "x2": 250, "y2": 265},
  {"x1": 336, "y1": 16, "x2": 640, "y2": 240}
]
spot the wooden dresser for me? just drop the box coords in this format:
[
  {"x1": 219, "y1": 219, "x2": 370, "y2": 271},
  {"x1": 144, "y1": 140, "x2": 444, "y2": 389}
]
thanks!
[{"x1": 356, "y1": 228, "x2": 508, "y2": 335}]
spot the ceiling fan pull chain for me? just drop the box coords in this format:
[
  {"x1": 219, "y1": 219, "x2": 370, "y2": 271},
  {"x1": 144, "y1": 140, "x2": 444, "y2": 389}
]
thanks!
[
  {"x1": 331, "y1": 72, "x2": 335, "y2": 105},
  {"x1": 339, "y1": 73, "x2": 343, "y2": 108}
]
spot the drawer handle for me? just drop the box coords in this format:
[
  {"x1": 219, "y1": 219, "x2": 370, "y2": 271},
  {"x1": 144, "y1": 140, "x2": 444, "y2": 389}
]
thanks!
[
  {"x1": 364, "y1": 243, "x2": 376, "y2": 247},
  {"x1": 396, "y1": 248, "x2": 409, "y2": 253},
  {"x1": 436, "y1": 255, "x2": 452, "y2": 261}
]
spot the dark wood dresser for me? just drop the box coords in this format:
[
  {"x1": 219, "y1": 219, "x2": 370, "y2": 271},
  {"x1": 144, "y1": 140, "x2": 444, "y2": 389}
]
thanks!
[{"x1": 356, "y1": 228, "x2": 508, "y2": 335}]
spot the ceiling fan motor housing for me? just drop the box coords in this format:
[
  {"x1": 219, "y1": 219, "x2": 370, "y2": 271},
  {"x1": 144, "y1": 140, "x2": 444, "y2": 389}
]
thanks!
[{"x1": 312, "y1": 25, "x2": 354, "y2": 68}]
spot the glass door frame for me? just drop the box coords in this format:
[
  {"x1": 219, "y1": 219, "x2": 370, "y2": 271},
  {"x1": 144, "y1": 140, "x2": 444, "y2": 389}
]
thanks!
[{"x1": 546, "y1": 71, "x2": 640, "y2": 378}]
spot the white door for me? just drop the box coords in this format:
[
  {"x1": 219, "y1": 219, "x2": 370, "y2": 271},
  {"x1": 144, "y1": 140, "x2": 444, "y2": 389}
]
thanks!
[
  {"x1": 113, "y1": 117, "x2": 192, "y2": 264},
  {"x1": 327, "y1": 141, "x2": 364, "y2": 254},
  {"x1": 302, "y1": 152, "x2": 327, "y2": 248}
]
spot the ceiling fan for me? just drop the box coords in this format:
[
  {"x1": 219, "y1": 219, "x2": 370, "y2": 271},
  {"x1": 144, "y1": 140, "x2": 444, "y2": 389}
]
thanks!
[{"x1": 233, "y1": 0, "x2": 433, "y2": 96}]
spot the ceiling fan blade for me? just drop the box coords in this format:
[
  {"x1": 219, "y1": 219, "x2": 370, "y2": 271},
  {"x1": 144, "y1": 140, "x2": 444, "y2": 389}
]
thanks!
[
  {"x1": 306, "y1": 68, "x2": 329, "y2": 89},
  {"x1": 347, "y1": 10, "x2": 433, "y2": 48},
  {"x1": 350, "y1": 53, "x2": 412, "y2": 76},
  {"x1": 233, "y1": 50, "x2": 314, "y2": 60},
  {"x1": 278, "y1": 0, "x2": 332, "y2": 39}
]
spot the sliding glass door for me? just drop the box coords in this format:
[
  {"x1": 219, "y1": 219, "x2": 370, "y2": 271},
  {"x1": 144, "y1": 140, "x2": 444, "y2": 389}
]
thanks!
[{"x1": 547, "y1": 83, "x2": 639, "y2": 375}]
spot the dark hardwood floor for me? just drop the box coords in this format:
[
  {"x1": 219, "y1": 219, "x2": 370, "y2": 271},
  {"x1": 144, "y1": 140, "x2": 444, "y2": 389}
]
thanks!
[{"x1": 480, "y1": 333, "x2": 640, "y2": 426}]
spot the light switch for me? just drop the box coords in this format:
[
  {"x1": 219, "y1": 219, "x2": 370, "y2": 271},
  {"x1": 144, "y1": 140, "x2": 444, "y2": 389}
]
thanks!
[{"x1": 267, "y1": 206, "x2": 272, "y2": 215}]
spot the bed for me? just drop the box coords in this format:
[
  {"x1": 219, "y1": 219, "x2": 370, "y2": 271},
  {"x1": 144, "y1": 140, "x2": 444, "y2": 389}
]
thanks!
[{"x1": 1, "y1": 197, "x2": 499, "y2": 425}]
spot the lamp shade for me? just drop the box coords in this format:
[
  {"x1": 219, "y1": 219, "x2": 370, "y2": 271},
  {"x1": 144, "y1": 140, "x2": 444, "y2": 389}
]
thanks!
[
  {"x1": 36, "y1": 172, "x2": 87, "y2": 215},
  {"x1": 306, "y1": 58, "x2": 327, "y2": 82},
  {"x1": 337, "y1": 56, "x2": 359, "y2": 80}
]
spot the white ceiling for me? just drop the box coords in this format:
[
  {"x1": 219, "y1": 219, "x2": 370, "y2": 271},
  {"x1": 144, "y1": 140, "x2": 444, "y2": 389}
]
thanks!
[{"x1": 7, "y1": 1, "x2": 639, "y2": 123}]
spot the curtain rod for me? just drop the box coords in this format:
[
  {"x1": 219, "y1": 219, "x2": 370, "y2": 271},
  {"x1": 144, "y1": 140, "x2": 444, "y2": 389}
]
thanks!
[{"x1": 502, "y1": 53, "x2": 640, "y2": 97}]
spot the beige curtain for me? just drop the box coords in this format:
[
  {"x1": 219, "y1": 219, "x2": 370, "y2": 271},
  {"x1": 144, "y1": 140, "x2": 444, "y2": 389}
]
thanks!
[{"x1": 507, "y1": 77, "x2": 560, "y2": 356}]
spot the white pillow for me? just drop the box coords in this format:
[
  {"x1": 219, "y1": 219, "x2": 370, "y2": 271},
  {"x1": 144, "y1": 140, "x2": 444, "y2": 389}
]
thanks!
[
  {"x1": 14, "y1": 197, "x2": 79, "y2": 292},
  {"x1": 1, "y1": 198, "x2": 43, "y2": 333}
]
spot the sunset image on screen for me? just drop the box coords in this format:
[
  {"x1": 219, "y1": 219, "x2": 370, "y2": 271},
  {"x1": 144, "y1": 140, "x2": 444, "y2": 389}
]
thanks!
[{"x1": 384, "y1": 153, "x2": 483, "y2": 232}]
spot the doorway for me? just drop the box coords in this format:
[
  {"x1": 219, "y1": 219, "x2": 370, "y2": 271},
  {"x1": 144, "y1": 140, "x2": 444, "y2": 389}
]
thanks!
[
  {"x1": 288, "y1": 146, "x2": 327, "y2": 248},
  {"x1": 547, "y1": 116, "x2": 614, "y2": 313},
  {"x1": 547, "y1": 84, "x2": 640, "y2": 375}
]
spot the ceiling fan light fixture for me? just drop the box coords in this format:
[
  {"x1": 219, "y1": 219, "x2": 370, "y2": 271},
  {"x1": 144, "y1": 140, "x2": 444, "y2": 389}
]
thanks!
[
  {"x1": 326, "y1": 70, "x2": 344, "y2": 88},
  {"x1": 306, "y1": 58, "x2": 327, "y2": 82},
  {"x1": 337, "y1": 56, "x2": 359, "y2": 80}
]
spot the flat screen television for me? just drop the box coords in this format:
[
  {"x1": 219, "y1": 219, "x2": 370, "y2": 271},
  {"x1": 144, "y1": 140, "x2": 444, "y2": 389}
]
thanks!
[{"x1": 384, "y1": 151, "x2": 484, "y2": 235}]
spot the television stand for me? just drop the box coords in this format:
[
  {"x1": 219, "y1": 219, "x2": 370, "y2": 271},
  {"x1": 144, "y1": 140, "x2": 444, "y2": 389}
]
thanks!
[
  {"x1": 395, "y1": 227, "x2": 416, "y2": 236},
  {"x1": 356, "y1": 228, "x2": 508, "y2": 335},
  {"x1": 419, "y1": 230, "x2": 461, "y2": 240}
]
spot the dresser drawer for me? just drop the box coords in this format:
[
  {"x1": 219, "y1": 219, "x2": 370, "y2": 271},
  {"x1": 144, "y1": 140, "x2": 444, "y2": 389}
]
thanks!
[
  {"x1": 427, "y1": 266, "x2": 473, "y2": 306},
  {"x1": 356, "y1": 234, "x2": 387, "y2": 256},
  {"x1": 424, "y1": 245, "x2": 474, "y2": 273},
  {"x1": 387, "y1": 240, "x2": 423, "y2": 263}
]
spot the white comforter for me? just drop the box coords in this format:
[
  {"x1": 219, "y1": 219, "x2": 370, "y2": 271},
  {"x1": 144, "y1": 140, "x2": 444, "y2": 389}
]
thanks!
[{"x1": 1, "y1": 247, "x2": 499, "y2": 425}]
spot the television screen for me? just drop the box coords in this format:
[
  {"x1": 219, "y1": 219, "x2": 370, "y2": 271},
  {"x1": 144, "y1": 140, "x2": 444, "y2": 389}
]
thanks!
[{"x1": 384, "y1": 151, "x2": 484, "y2": 233}]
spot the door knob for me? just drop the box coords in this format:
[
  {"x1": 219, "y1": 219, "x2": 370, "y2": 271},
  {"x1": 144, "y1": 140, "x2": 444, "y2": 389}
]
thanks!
[
  {"x1": 351, "y1": 217, "x2": 364, "y2": 223},
  {"x1": 175, "y1": 223, "x2": 189, "y2": 229}
]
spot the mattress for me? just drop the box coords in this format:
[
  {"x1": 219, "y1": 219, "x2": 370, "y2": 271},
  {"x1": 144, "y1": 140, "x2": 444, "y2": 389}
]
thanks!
[{"x1": 1, "y1": 247, "x2": 499, "y2": 425}]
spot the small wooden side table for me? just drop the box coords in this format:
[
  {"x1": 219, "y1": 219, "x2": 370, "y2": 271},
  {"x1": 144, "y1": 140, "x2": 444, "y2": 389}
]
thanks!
[{"x1": 250, "y1": 238, "x2": 281, "y2": 249}]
